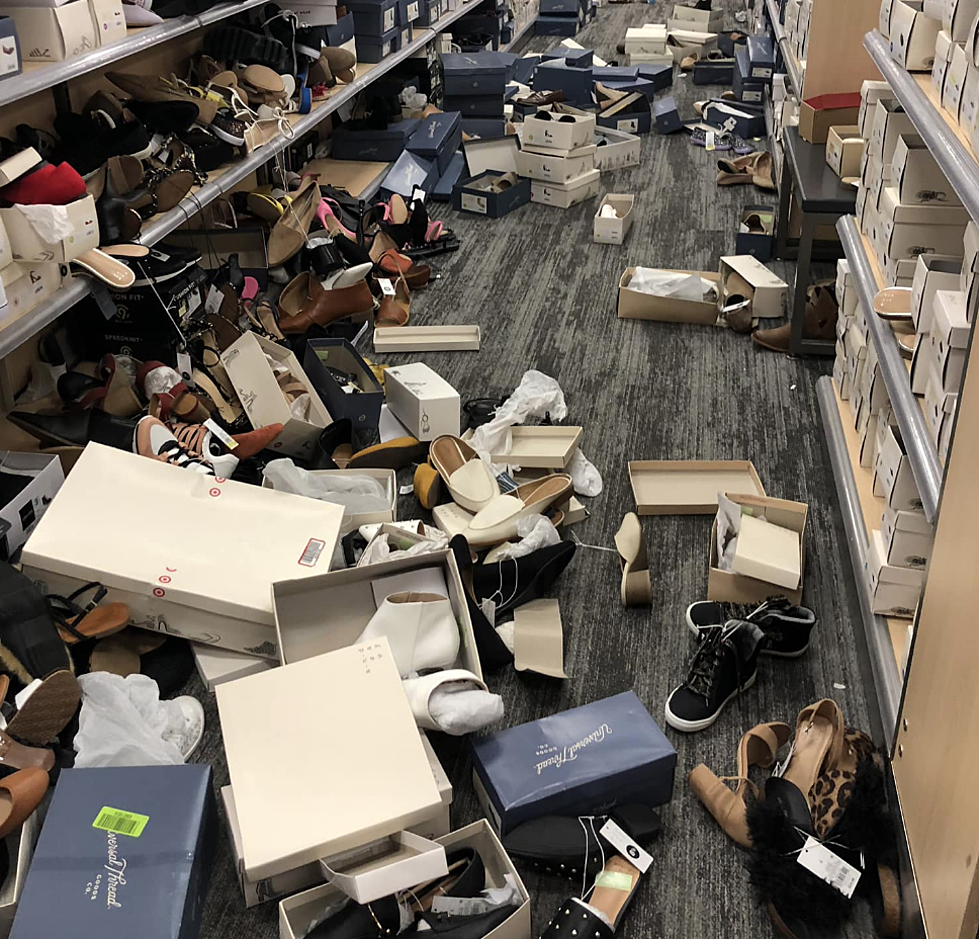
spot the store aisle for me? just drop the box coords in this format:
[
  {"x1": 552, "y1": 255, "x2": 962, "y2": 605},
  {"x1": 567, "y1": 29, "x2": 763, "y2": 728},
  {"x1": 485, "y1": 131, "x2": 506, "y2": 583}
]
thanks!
[{"x1": 193, "y1": 4, "x2": 879, "y2": 936}]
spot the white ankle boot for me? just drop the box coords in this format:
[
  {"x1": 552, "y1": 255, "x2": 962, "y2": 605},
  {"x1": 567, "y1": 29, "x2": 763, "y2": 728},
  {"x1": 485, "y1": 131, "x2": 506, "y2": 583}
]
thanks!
[
  {"x1": 402, "y1": 669, "x2": 504, "y2": 735},
  {"x1": 356, "y1": 592, "x2": 460, "y2": 677}
]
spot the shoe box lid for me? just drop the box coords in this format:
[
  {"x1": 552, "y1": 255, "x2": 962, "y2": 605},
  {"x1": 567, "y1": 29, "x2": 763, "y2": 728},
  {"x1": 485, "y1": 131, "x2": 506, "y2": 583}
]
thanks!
[
  {"x1": 628, "y1": 460, "x2": 765, "y2": 514},
  {"x1": 718, "y1": 255, "x2": 788, "y2": 318},
  {"x1": 217, "y1": 639, "x2": 445, "y2": 886}
]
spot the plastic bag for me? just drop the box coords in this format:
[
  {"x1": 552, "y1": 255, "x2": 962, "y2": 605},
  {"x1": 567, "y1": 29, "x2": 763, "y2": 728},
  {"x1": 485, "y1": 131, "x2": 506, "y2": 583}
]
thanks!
[
  {"x1": 264, "y1": 458, "x2": 389, "y2": 514},
  {"x1": 483, "y1": 515, "x2": 560, "y2": 562},
  {"x1": 567, "y1": 448, "x2": 602, "y2": 497},
  {"x1": 74, "y1": 673, "x2": 189, "y2": 767},
  {"x1": 715, "y1": 492, "x2": 742, "y2": 572},
  {"x1": 630, "y1": 267, "x2": 716, "y2": 302},
  {"x1": 358, "y1": 529, "x2": 448, "y2": 567}
]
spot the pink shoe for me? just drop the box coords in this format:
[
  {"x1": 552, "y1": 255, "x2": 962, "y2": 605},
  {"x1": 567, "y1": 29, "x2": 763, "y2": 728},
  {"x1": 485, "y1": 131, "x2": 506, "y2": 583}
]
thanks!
[{"x1": 316, "y1": 199, "x2": 356, "y2": 239}]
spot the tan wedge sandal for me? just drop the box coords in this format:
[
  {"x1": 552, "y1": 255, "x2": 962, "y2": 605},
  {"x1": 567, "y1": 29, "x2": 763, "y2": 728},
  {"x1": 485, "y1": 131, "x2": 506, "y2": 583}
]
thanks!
[
  {"x1": 614, "y1": 512, "x2": 651, "y2": 607},
  {"x1": 689, "y1": 720, "x2": 792, "y2": 848}
]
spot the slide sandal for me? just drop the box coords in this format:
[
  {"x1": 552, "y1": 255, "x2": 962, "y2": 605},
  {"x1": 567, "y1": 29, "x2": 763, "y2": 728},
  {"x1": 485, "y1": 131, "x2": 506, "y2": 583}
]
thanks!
[{"x1": 46, "y1": 582, "x2": 130, "y2": 646}]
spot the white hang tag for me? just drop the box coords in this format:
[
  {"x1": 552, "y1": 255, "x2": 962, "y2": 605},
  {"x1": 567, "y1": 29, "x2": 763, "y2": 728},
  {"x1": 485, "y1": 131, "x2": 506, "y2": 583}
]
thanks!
[
  {"x1": 176, "y1": 351, "x2": 193, "y2": 382},
  {"x1": 797, "y1": 837, "x2": 861, "y2": 898},
  {"x1": 411, "y1": 186, "x2": 427, "y2": 203},
  {"x1": 399, "y1": 483, "x2": 414, "y2": 495},
  {"x1": 204, "y1": 284, "x2": 223, "y2": 316},
  {"x1": 430, "y1": 897, "x2": 494, "y2": 917},
  {"x1": 378, "y1": 277, "x2": 396, "y2": 297},
  {"x1": 599, "y1": 819, "x2": 653, "y2": 874},
  {"x1": 480, "y1": 597, "x2": 496, "y2": 628},
  {"x1": 204, "y1": 418, "x2": 238, "y2": 450},
  {"x1": 705, "y1": 130, "x2": 716, "y2": 151},
  {"x1": 307, "y1": 234, "x2": 333, "y2": 249}
]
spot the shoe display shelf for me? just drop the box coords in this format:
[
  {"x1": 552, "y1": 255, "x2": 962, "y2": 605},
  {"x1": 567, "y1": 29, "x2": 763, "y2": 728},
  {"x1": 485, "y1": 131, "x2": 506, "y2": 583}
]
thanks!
[
  {"x1": 0, "y1": 0, "x2": 270, "y2": 111},
  {"x1": 501, "y1": 13, "x2": 535, "y2": 52},
  {"x1": 763, "y1": 0, "x2": 802, "y2": 95},
  {"x1": 0, "y1": 0, "x2": 482, "y2": 362}
]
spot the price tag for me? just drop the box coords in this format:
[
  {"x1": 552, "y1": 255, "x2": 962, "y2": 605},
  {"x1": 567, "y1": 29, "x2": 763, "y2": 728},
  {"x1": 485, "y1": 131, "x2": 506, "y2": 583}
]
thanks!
[
  {"x1": 797, "y1": 837, "x2": 861, "y2": 898},
  {"x1": 378, "y1": 278, "x2": 396, "y2": 297},
  {"x1": 176, "y1": 351, "x2": 193, "y2": 381},
  {"x1": 399, "y1": 483, "x2": 414, "y2": 495},
  {"x1": 480, "y1": 596, "x2": 496, "y2": 628},
  {"x1": 411, "y1": 186, "x2": 427, "y2": 204},
  {"x1": 204, "y1": 284, "x2": 223, "y2": 316},
  {"x1": 93, "y1": 807, "x2": 150, "y2": 838},
  {"x1": 705, "y1": 130, "x2": 716, "y2": 151},
  {"x1": 204, "y1": 418, "x2": 238, "y2": 450},
  {"x1": 599, "y1": 819, "x2": 653, "y2": 873}
]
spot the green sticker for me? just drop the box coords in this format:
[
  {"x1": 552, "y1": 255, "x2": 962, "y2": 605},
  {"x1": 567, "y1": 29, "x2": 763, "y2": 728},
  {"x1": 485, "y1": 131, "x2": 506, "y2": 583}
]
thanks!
[
  {"x1": 741, "y1": 506, "x2": 755, "y2": 517},
  {"x1": 594, "y1": 871, "x2": 633, "y2": 891},
  {"x1": 93, "y1": 807, "x2": 149, "y2": 838}
]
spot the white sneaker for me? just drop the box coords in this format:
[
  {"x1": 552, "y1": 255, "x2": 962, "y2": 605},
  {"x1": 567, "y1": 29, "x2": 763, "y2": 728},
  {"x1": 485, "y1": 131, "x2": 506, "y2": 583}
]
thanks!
[
  {"x1": 356, "y1": 592, "x2": 460, "y2": 677},
  {"x1": 134, "y1": 416, "x2": 213, "y2": 475}
]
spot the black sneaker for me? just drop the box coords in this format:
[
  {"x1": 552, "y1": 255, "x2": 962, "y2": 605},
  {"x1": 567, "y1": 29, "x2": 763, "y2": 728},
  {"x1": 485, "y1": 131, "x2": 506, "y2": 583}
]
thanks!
[
  {"x1": 685, "y1": 596, "x2": 816, "y2": 658},
  {"x1": 665, "y1": 620, "x2": 764, "y2": 732}
]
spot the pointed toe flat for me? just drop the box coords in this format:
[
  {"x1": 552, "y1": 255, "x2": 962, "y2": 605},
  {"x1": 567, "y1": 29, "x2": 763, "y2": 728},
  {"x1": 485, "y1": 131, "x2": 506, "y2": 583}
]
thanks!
[{"x1": 465, "y1": 473, "x2": 572, "y2": 546}]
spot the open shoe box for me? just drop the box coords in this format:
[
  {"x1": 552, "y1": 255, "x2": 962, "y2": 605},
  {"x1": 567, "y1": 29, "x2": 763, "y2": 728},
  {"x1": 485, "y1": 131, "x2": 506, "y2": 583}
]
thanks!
[
  {"x1": 271, "y1": 547, "x2": 482, "y2": 678},
  {"x1": 221, "y1": 331, "x2": 333, "y2": 460},
  {"x1": 461, "y1": 425, "x2": 583, "y2": 468},
  {"x1": 617, "y1": 268, "x2": 722, "y2": 325},
  {"x1": 221, "y1": 732, "x2": 452, "y2": 908},
  {"x1": 278, "y1": 821, "x2": 531, "y2": 939},
  {"x1": 629, "y1": 460, "x2": 765, "y2": 514},
  {"x1": 708, "y1": 493, "x2": 808, "y2": 605},
  {"x1": 593, "y1": 194, "x2": 635, "y2": 244},
  {"x1": 0, "y1": 193, "x2": 97, "y2": 263},
  {"x1": 718, "y1": 255, "x2": 788, "y2": 318},
  {"x1": 867, "y1": 528, "x2": 924, "y2": 617},
  {"x1": 2, "y1": 0, "x2": 96, "y2": 62},
  {"x1": 262, "y1": 467, "x2": 397, "y2": 534},
  {"x1": 217, "y1": 639, "x2": 448, "y2": 903},
  {"x1": 881, "y1": 503, "x2": 933, "y2": 569}
]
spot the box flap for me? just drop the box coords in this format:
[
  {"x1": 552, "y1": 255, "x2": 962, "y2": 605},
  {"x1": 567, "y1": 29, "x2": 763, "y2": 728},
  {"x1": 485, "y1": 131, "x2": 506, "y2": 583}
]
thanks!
[
  {"x1": 719, "y1": 255, "x2": 788, "y2": 291},
  {"x1": 731, "y1": 513, "x2": 802, "y2": 589},
  {"x1": 218, "y1": 639, "x2": 442, "y2": 880},
  {"x1": 464, "y1": 136, "x2": 519, "y2": 176},
  {"x1": 628, "y1": 460, "x2": 765, "y2": 514},
  {"x1": 803, "y1": 92, "x2": 863, "y2": 110}
]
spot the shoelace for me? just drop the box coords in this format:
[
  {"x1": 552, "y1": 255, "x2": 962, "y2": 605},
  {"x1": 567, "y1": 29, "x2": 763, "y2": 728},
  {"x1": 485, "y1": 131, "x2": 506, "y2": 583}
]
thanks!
[
  {"x1": 686, "y1": 631, "x2": 725, "y2": 700},
  {"x1": 170, "y1": 421, "x2": 213, "y2": 457},
  {"x1": 157, "y1": 439, "x2": 213, "y2": 473}
]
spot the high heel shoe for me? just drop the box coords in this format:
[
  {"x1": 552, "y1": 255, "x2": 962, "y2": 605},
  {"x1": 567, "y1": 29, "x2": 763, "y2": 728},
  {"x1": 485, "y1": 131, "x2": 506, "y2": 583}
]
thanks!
[
  {"x1": 354, "y1": 591, "x2": 460, "y2": 677},
  {"x1": 369, "y1": 230, "x2": 432, "y2": 287},
  {"x1": 316, "y1": 198, "x2": 356, "y2": 240},
  {"x1": 267, "y1": 175, "x2": 321, "y2": 266},
  {"x1": 689, "y1": 721, "x2": 791, "y2": 848},
  {"x1": 615, "y1": 512, "x2": 650, "y2": 607}
]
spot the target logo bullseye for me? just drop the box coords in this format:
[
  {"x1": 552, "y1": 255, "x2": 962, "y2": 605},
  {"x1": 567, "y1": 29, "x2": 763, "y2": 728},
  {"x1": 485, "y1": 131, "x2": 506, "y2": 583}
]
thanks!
[
  {"x1": 153, "y1": 587, "x2": 166, "y2": 598},
  {"x1": 209, "y1": 487, "x2": 221, "y2": 498}
]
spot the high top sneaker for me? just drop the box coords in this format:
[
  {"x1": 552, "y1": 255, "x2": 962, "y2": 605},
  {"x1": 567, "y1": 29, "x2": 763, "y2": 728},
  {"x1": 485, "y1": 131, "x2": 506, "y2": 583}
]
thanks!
[
  {"x1": 665, "y1": 619, "x2": 764, "y2": 732},
  {"x1": 133, "y1": 416, "x2": 214, "y2": 475},
  {"x1": 685, "y1": 596, "x2": 816, "y2": 657}
]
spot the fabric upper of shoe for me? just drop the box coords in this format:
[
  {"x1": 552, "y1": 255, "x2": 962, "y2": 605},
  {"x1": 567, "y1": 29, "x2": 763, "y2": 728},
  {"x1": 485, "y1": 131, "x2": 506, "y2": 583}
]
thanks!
[
  {"x1": 688, "y1": 597, "x2": 815, "y2": 656},
  {"x1": 670, "y1": 620, "x2": 764, "y2": 723}
]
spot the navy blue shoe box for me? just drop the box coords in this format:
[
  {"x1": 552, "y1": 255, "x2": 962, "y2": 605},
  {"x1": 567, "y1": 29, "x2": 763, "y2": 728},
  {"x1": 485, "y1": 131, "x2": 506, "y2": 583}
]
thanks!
[
  {"x1": 653, "y1": 95, "x2": 683, "y2": 133},
  {"x1": 533, "y1": 59, "x2": 593, "y2": 104},
  {"x1": 332, "y1": 118, "x2": 419, "y2": 162},
  {"x1": 734, "y1": 47, "x2": 766, "y2": 103},
  {"x1": 702, "y1": 99, "x2": 765, "y2": 137},
  {"x1": 380, "y1": 150, "x2": 439, "y2": 200},
  {"x1": 414, "y1": 0, "x2": 440, "y2": 25},
  {"x1": 636, "y1": 63, "x2": 672, "y2": 91},
  {"x1": 440, "y1": 52, "x2": 507, "y2": 129},
  {"x1": 540, "y1": 45, "x2": 593, "y2": 68},
  {"x1": 406, "y1": 111, "x2": 463, "y2": 173},
  {"x1": 746, "y1": 34, "x2": 775, "y2": 80},
  {"x1": 535, "y1": 13, "x2": 579, "y2": 35},
  {"x1": 452, "y1": 170, "x2": 531, "y2": 217},
  {"x1": 431, "y1": 151, "x2": 467, "y2": 201},
  {"x1": 325, "y1": 11, "x2": 354, "y2": 45}
]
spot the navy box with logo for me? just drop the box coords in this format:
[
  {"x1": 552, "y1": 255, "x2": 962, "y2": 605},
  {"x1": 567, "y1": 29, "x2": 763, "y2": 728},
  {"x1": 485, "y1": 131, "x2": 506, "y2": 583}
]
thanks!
[
  {"x1": 10, "y1": 765, "x2": 216, "y2": 939},
  {"x1": 470, "y1": 691, "x2": 676, "y2": 835}
]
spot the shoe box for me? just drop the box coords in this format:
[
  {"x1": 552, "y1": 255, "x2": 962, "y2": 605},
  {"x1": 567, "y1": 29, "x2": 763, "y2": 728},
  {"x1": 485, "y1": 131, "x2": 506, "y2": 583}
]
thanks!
[
  {"x1": 332, "y1": 118, "x2": 420, "y2": 162},
  {"x1": 962, "y1": 220, "x2": 979, "y2": 314},
  {"x1": 910, "y1": 254, "x2": 961, "y2": 333},
  {"x1": 380, "y1": 361, "x2": 460, "y2": 440},
  {"x1": 406, "y1": 112, "x2": 463, "y2": 175},
  {"x1": 891, "y1": 133, "x2": 961, "y2": 206},
  {"x1": 745, "y1": 34, "x2": 774, "y2": 80},
  {"x1": 617, "y1": 266, "x2": 721, "y2": 326},
  {"x1": 889, "y1": 0, "x2": 941, "y2": 71},
  {"x1": 222, "y1": 732, "x2": 452, "y2": 907},
  {"x1": 653, "y1": 95, "x2": 683, "y2": 133},
  {"x1": 522, "y1": 110, "x2": 596, "y2": 150},
  {"x1": 193, "y1": 641, "x2": 275, "y2": 693},
  {"x1": 535, "y1": 11, "x2": 581, "y2": 35},
  {"x1": 597, "y1": 92, "x2": 652, "y2": 134},
  {"x1": 593, "y1": 193, "x2": 635, "y2": 245},
  {"x1": 701, "y1": 100, "x2": 765, "y2": 138},
  {"x1": 532, "y1": 59, "x2": 593, "y2": 104},
  {"x1": 0, "y1": 0, "x2": 96, "y2": 63},
  {"x1": 217, "y1": 641, "x2": 448, "y2": 903},
  {"x1": 0, "y1": 194, "x2": 98, "y2": 264},
  {"x1": 470, "y1": 691, "x2": 676, "y2": 836},
  {"x1": 0, "y1": 451, "x2": 62, "y2": 562},
  {"x1": 163, "y1": 228, "x2": 270, "y2": 288},
  {"x1": 874, "y1": 186, "x2": 968, "y2": 266},
  {"x1": 0, "y1": 261, "x2": 62, "y2": 326},
  {"x1": 867, "y1": 98, "x2": 915, "y2": 166},
  {"x1": 431, "y1": 150, "x2": 466, "y2": 200},
  {"x1": 926, "y1": 287, "x2": 969, "y2": 392},
  {"x1": 88, "y1": 0, "x2": 124, "y2": 45},
  {"x1": 21, "y1": 443, "x2": 345, "y2": 658},
  {"x1": 303, "y1": 337, "x2": 384, "y2": 432},
  {"x1": 9, "y1": 765, "x2": 216, "y2": 939},
  {"x1": 624, "y1": 24, "x2": 667, "y2": 56},
  {"x1": 221, "y1": 331, "x2": 334, "y2": 460},
  {"x1": 440, "y1": 52, "x2": 508, "y2": 98},
  {"x1": 593, "y1": 125, "x2": 641, "y2": 170},
  {"x1": 627, "y1": 459, "x2": 764, "y2": 515},
  {"x1": 278, "y1": 0, "x2": 339, "y2": 26},
  {"x1": 874, "y1": 424, "x2": 924, "y2": 512},
  {"x1": 718, "y1": 255, "x2": 788, "y2": 319},
  {"x1": 798, "y1": 92, "x2": 861, "y2": 144},
  {"x1": 0, "y1": 15, "x2": 20, "y2": 80},
  {"x1": 881, "y1": 503, "x2": 934, "y2": 569},
  {"x1": 540, "y1": 45, "x2": 593, "y2": 68},
  {"x1": 530, "y1": 167, "x2": 600, "y2": 208},
  {"x1": 736, "y1": 204, "x2": 776, "y2": 262},
  {"x1": 708, "y1": 492, "x2": 808, "y2": 605},
  {"x1": 379, "y1": 150, "x2": 439, "y2": 201},
  {"x1": 278, "y1": 821, "x2": 530, "y2": 939},
  {"x1": 668, "y1": 3, "x2": 723, "y2": 32},
  {"x1": 325, "y1": 9, "x2": 354, "y2": 43},
  {"x1": 866, "y1": 528, "x2": 924, "y2": 617},
  {"x1": 696, "y1": 55, "x2": 735, "y2": 89},
  {"x1": 516, "y1": 143, "x2": 597, "y2": 184},
  {"x1": 825, "y1": 125, "x2": 864, "y2": 179},
  {"x1": 925, "y1": 369, "x2": 959, "y2": 459},
  {"x1": 453, "y1": 170, "x2": 532, "y2": 217},
  {"x1": 346, "y1": 0, "x2": 397, "y2": 35}
]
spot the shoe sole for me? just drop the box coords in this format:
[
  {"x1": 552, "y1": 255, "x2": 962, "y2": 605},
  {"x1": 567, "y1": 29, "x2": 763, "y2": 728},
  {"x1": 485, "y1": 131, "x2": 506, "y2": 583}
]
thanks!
[
  {"x1": 684, "y1": 607, "x2": 809, "y2": 658},
  {"x1": 348, "y1": 439, "x2": 430, "y2": 470},
  {"x1": 131, "y1": 260, "x2": 193, "y2": 287},
  {"x1": 751, "y1": 332, "x2": 789, "y2": 353},
  {"x1": 7, "y1": 670, "x2": 81, "y2": 745},
  {"x1": 663, "y1": 670, "x2": 756, "y2": 733}
]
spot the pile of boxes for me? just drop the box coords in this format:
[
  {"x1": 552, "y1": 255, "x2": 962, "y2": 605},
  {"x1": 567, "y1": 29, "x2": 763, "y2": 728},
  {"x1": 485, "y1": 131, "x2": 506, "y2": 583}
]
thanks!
[
  {"x1": 781, "y1": 0, "x2": 812, "y2": 77},
  {"x1": 347, "y1": 0, "x2": 419, "y2": 63},
  {"x1": 442, "y1": 49, "x2": 508, "y2": 138},
  {"x1": 535, "y1": 0, "x2": 589, "y2": 38},
  {"x1": 623, "y1": 23, "x2": 671, "y2": 67},
  {"x1": 0, "y1": 0, "x2": 122, "y2": 63},
  {"x1": 517, "y1": 109, "x2": 602, "y2": 207}
]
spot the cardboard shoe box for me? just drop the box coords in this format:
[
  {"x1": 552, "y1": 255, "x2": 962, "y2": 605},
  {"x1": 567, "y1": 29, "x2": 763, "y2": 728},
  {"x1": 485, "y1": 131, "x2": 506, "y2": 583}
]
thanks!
[
  {"x1": 718, "y1": 254, "x2": 788, "y2": 318},
  {"x1": 874, "y1": 424, "x2": 924, "y2": 511},
  {"x1": 877, "y1": 186, "x2": 968, "y2": 262},
  {"x1": 515, "y1": 143, "x2": 597, "y2": 182},
  {"x1": 868, "y1": 99, "x2": 916, "y2": 164},
  {"x1": 530, "y1": 167, "x2": 601, "y2": 207},
  {"x1": 888, "y1": 0, "x2": 941, "y2": 71},
  {"x1": 522, "y1": 110, "x2": 596, "y2": 150},
  {"x1": 303, "y1": 337, "x2": 383, "y2": 432},
  {"x1": 944, "y1": 41, "x2": 970, "y2": 118},
  {"x1": 453, "y1": 171, "x2": 531, "y2": 217},
  {"x1": 617, "y1": 267, "x2": 721, "y2": 325},
  {"x1": 593, "y1": 125, "x2": 641, "y2": 169},
  {"x1": 882, "y1": 504, "x2": 933, "y2": 570},
  {"x1": 867, "y1": 528, "x2": 925, "y2": 616},
  {"x1": 221, "y1": 331, "x2": 334, "y2": 459},
  {"x1": 799, "y1": 92, "x2": 861, "y2": 144},
  {"x1": 384, "y1": 362, "x2": 460, "y2": 440},
  {"x1": 0, "y1": 450, "x2": 63, "y2": 561},
  {"x1": 21, "y1": 444, "x2": 344, "y2": 658},
  {"x1": 1, "y1": 193, "x2": 97, "y2": 263},
  {"x1": 279, "y1": 821, "x2": 530, "y2": 939},
  {"x1": 924, "y1": 369, "x2": 958, "y2": 451},
  {"x1": 891, "y1": 133, "x2": 961, "y2": 205},
  {"x1": 470, "y1": 691, "x2": 676, "y2": 835},
  {"x1": 1, "y1": 0, "x2": 95, "y2": 62},
  {"x1": 930, "y1": 286, "x2": 970, "y2": 390},
  {"x1": 825, "y1": 125, "x2": 864, "y2": 179},
  {"x1": 593, "y1": 193, "x2": 635, "y2": 244},
  {"x1": 9, "y1": 765, "x2": 216, "y2": 939},
  {"x1": 932, "y1": 29, "x2": 959, "y2": 99},
  {"x1": 708, "y1": 493, "x2": 808, "y2": 605},
  {"x1": 911, "y1": 255, "x2": 962, "y2": 332},
  {"x1": 223, "y1": 732, "x2": 453, "y2": 907}
]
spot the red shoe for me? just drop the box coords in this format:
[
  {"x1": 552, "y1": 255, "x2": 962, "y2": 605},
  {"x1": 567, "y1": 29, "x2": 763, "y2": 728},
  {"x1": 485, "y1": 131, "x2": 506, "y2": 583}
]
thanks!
[{"x1": 0, "y1": 161, "x2": 87, "y2": 206}]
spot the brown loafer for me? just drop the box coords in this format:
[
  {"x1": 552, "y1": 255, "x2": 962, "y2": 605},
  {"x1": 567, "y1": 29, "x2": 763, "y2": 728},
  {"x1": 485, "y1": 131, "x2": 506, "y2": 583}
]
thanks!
[
  {"x1": 0, "y1": 767, "x2": 48, "y2": 839},
  {"x1": 268, "y1": 177, "x2": 321, "y2": 267},
  {"x1": 513, "y1": 89, "x2": 565, "y2": 106},
  {"x1": 277, "y1": 272, "x2": 374, "y2": 334}
]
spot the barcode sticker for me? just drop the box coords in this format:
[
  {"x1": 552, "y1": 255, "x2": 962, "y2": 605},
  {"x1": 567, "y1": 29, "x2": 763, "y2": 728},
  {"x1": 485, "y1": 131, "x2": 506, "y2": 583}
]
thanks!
[
  {"x1": 705, "y1": 130, "x2": 716, "y2": 151},
  {"x1": 204, "y1": 418, "x2": 238, "y2": 450},
  {"x1": 797, "y1": 836, "x2": 861, "y2": 898},
  {"x1": 93, "y1": 806, "x2": 149, "y2": 838},
  {"x1": 378, "y1": 278, "x2": 396, "y2": 297},
  {"x1": 298, "y1": 538, "x2": 326, "y2": 567}
]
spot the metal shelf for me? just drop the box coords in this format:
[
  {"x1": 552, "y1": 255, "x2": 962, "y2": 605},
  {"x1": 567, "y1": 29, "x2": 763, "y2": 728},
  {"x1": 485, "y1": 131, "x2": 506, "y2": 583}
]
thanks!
[
  {"x1": 865, "y1": 29, "x2": 979, "y2": 226},
  {"x1": 0, "y1": 0, "x2": 269, "y2": 110},
  {"x1": 501, "y1": 14, "x2": 535, "y2": 51},
  {"x1": 764, "y1": 0, "x2": 802, "y2": 94},
  {"x1": 837, "y1": 215, "x2": 942, "y2": 522},
  {"x1": 0, "y1": 6, "x2": 479, "y2": 359},
  {"x1": 817, "y1": 375, "x2": 903, "y2": 748}
]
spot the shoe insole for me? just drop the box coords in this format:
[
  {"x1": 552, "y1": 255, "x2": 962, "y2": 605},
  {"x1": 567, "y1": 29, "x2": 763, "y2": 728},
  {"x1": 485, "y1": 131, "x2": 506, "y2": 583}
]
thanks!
[
  {"x1": 101, "y1": 243, "x2": 150, "y2": 258},
  {"x1": 873, "y1": 286, "x2": 913, "y2": 320},
  {"x1": 58, "y1": 603, "x2": 130, "y2": 645},
  {"x1": 781, "y1": 715, "x2": 835, "y2": 801},
  {"x1": 73, "y1": 249, "x2": 135, "y2": 289},
  {"x1": 589, "y1": 855, "x2": 642, "y2": 929}
]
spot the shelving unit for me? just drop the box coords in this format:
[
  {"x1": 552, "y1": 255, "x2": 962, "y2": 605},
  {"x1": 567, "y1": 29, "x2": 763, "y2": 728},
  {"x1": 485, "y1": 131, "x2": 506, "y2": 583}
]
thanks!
[
  {"x1": 817, "y1": 376, "x2": 904, "y2": 746},
  {"x1": 763, "y1": 0, "x2": 801, "y2": 93},
  {"x1": 0, "y1": 1, "x2": 481, "y2": 360},
  {"x1": 837, "y1": 216, "x2": 942, "y2": 522}
]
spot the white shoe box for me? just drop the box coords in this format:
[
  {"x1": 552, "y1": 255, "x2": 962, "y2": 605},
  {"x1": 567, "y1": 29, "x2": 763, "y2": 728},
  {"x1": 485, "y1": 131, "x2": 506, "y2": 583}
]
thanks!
[
  {"x1": 881, "y1": 504, "x2": 933, "y2": 569},
  {"x1": 867, "y1": 528, "x2": 924, "y2": 616},
  {"x1": 874, "y1": 424, "x2": 924, "y2": 512},
  {"x1": 910, "y1": 254, "x2": 962, "y2": 332},
  {"x1": 384, "y1": 362, "x2": 460, "y2": 441},
  {"x1": 929, "y1": 287, "x2": 970, "y2": 391}
]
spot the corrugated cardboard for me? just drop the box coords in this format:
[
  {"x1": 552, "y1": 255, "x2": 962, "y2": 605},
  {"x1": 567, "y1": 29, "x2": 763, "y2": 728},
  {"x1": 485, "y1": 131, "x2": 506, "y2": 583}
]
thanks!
[
  {"x1": 798, "y1": 92, "x2": 861, "y2": 143},
  {"x1": 628, "y1": 460, "x2": 765, "y2": 514}
]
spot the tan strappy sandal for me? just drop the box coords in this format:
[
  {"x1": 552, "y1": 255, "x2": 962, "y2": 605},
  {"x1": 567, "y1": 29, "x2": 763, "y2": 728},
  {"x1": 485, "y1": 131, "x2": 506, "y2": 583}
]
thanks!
[{"x1": 688, "y1": 720, "x2": 792, "y2": 848}]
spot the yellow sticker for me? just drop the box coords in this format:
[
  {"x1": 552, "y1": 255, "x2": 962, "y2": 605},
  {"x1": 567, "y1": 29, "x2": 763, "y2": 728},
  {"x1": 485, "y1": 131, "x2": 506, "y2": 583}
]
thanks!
[
  {"x1": 93, "y1": 806, "x2": 149, "y2": 838},
  {"x1": 594, "y1": 871, "x2": 633, "y2": 891}
]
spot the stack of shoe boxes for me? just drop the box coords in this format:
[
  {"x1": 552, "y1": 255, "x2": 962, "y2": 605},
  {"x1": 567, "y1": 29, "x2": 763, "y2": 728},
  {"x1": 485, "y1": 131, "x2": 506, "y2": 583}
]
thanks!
[
  {"x1": 516, "y1": 109, "x2": 601, "y2": 207},
  {"x1": 623, "y1": 24, "x2": 671, "y2": 67},
  {"x1": 347, "y1": 0, "x2": 399, "y2": 62},
  {"x1": 535, "y1": 0, "x2": 588, "y2": 37},
  {"x1": 533, "y1": 49, "x2": 594, "y2": 107},
  {"x1": 733, "y1": 35, "x2": 773, "y2": 104},
  {"x1": 441, "y1": 51, "x2": 508, "y2": 138}
]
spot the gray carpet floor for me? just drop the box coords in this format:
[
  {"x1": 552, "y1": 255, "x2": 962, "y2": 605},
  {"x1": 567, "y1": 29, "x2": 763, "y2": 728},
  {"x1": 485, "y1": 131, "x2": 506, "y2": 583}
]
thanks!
[{"x1": 191, "y1": 3, "x2": 882, "y2": 936}]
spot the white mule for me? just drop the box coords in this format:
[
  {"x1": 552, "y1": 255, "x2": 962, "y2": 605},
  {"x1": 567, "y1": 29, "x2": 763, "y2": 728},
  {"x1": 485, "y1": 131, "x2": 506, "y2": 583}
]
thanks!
[
  {"x1": 465, "y1": 473, "x2": 572, "y2": 547},
  {"x1": 356, "y1": 592, "x2": 460, "y2": 677},
  {"x1": 430, "y1": 435, "x2": 500, "y2": 512}
]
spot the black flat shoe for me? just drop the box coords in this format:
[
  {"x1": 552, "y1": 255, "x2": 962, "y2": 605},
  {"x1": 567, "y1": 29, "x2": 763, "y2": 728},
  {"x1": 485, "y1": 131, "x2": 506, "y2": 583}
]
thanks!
[
  {"x1": 471, "y1": 541, "x2": 576, "y2": 616},
  {"x1": 309, "y1": 418, "x2": 354, "y2": 470},
  {"x1": 503, "y1": 803, "x2": 661, "y2": 882},
  {"x1": 8, "y1": 409, "x2": 136, "y2": 450},
  {"x1": 449, "y1": 535, "x2": 514, "y2": 673},
  {"x1": 306, "y1": 893, "x2": 401, "y2": 939},
  {"x1": 0, "y1": 564, "x2": 72, "y2": 683}
]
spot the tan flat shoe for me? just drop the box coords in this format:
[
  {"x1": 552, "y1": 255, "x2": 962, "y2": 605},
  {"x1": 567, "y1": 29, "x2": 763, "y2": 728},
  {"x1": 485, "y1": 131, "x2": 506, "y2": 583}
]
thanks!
[
  {"x1": 0, "y1": 768, "x2": 48, "y2": 839},
  {"x1": 751, "y1": 151, "x2": 776, "y2": 191},
  {"x1": 689, "y1": 721, "x2": 792, "y2": 848},
  {"x1": 376, "y1": 271, "x2": 411, "y2": 327},
  {"x1": 615, "y1": 512, "x2": 651, "y2": 606},
  {"x1": 268, "y1": 176, "x2": 321, "y2": 267},
  {"x1": 71, "y1": 249, "x2": 135, "y2": 290}
]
